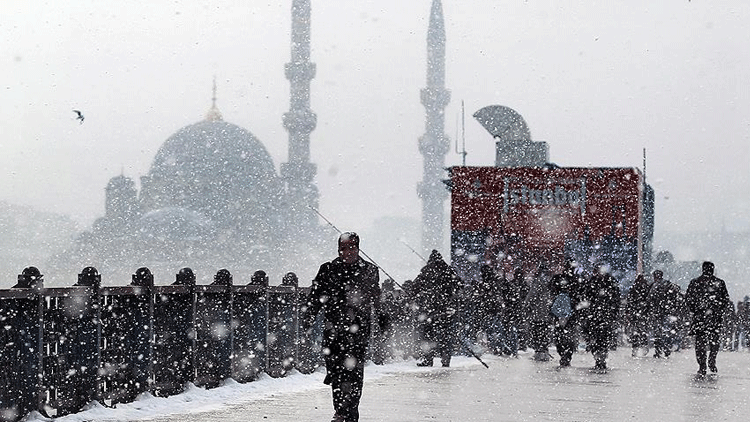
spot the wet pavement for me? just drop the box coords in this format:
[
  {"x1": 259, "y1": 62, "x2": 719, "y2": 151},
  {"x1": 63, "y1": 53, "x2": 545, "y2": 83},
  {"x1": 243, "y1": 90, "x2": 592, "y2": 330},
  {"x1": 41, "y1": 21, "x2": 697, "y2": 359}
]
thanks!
[{"x1": 136, "y1": 347, "x2": 750, "y2": 422}]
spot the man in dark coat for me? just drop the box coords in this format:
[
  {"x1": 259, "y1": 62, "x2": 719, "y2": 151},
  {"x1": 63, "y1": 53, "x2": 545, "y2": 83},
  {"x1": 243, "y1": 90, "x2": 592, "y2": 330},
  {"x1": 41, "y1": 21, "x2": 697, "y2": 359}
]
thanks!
[
  {"x1": 413, "y1": 249, "x2": 461, "y2": 367},
  {"x1": 685, "y1": 261, "x2": 732, "y2": 376},
  {"x1": 475, "y1": 263, "x2": 504, "y2": 355},
  {"x1": 647, "y1": 270, "x2": 683, "y2": 358},
  {"x1": 580, "y1": 263, "x2": 621, "y2": 371},
  {"x1": 549, "y1": 259, "x2": 582, "y2": 368},
  {"x1": 525, "y1": 263, "x2": 554, "y2": 361},
  {"x1": 370, "y1": 278, "x2": 402, "y2": 364},
  {"x1": 302, "y1": 232, "x2": 385, "y2": 422},
  {"x1": 625, "y1": 274, "x2": 651, "y2": 357},
  {"x1": 499, "y1": 268, "x2": 529, "y2": 356}
]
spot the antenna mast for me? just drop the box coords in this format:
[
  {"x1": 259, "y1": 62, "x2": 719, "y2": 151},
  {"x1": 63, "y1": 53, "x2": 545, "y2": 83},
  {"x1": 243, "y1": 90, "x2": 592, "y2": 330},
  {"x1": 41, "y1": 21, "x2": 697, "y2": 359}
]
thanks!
[{"x1": 455, "y1": 100, "x2": 467, "y2": 166}]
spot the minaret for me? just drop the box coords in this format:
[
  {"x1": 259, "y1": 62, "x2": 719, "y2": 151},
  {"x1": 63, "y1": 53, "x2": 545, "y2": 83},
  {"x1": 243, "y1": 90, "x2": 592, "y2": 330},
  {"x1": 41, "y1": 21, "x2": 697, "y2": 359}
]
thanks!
[
  {"x1": 418, "y1": 0, "x2": 451, "y2": 253},
  {"x1": 282, "y1": 0, "x2": 319, "y2": 233},
  {"x1": 205, "y1": 77, "x2": 223, "y2": 122}
]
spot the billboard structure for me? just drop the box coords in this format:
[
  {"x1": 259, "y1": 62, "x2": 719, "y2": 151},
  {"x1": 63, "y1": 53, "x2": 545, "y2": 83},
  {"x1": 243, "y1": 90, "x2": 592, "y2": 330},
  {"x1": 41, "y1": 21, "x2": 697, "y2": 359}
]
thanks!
[{"x1": 449, "y1": 165, "x2": 655, "y2": 284}]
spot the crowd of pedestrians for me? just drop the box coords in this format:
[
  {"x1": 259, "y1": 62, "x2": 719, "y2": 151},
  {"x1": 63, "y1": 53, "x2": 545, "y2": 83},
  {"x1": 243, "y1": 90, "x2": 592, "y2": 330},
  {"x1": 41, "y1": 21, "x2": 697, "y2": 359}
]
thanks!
[
  {"x1": 254, "y1": 236, "x2": 749, "y2": 422},
  {"x1": 252, "y1": 231, "x2": 748, "y2": 422},
  {"x1": 361, "y1": 257, "x2": 749, "y2": 378}
]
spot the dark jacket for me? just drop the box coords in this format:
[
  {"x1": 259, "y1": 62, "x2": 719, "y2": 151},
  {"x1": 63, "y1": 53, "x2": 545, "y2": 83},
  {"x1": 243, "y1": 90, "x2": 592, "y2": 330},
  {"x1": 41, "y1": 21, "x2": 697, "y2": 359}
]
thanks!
[
  {"x1": 413, "y1": 250, "x2": 461, "y2": 323},
  {"x1": 625, "y1": 275, "x2": 651, "y2": 323},
  {"x1": 525, "y1": 267, "x2": 553, "y2": 323},
  {"x1": 648, "y1": 279, "x2": 682, "y2": 319},
  {"x1": 550, "y1": 270, "x2": 580, "y2": 302},
  {"x1": 500, "y1": 273, "x2": 529, "y2": 326},
  {"x1": 580, "y1": 272, "x2": 620, "y2": 330},
  {"x1": 685, "y1": 273, "x2": 731, "y2": 334},
  {"x1": 304, "y1": 256, "x2": 381, "y2": 355},
  {"x1": 474, "y1": 264, "x2": 504, "y2": 323},
  {"x1": 549, "y1": 269, "x2": 581, "y2": 324}
]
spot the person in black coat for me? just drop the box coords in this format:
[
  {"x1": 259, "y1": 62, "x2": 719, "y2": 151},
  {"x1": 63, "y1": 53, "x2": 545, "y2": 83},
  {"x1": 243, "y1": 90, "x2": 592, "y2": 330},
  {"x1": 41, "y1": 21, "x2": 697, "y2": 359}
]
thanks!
[
  {"x1": 475, "y1": 263, "x2": 505, "y2": 355},
  {"x1": 685, "y1": 261, "x2": 732, "y2": 376},
  {"x1": 647, "y1": 270, "x2": 683, "y2": 358},
  {"x1": 302, "y1": 232, "x2": 386, "y2": 422},
  {"x1": 499, "y1": 268, "x2": 529, "y2": 356},
  {"x1": 580, "y1": 263, "x2": 621, "y2": 371},
  {"x1": 525, "y1": 263, "x2": 554, "y2": 361},
  {"x1": 625, "y1": 274, "x2": 651, "y2": 357},
  {"x1": 413, "y1": 249, "x2": 461, "y2": 367},
  {"x1": 550, "y1": 259, "x2": 582, "y2": 368}
]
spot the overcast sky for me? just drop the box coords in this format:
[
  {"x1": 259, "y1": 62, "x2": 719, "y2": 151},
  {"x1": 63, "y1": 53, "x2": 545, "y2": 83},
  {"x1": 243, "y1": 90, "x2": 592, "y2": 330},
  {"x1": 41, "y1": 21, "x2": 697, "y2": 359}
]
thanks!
[{"x1": 2, "y1": 0, "x2": 749, "y2": 251}]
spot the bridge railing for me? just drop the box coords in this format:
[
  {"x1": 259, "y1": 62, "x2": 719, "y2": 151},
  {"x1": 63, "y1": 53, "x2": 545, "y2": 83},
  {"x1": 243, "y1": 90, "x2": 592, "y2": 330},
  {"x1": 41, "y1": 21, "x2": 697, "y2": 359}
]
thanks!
[{"x1": 0, "y1": 267, "x2": 320, "y2": 422}]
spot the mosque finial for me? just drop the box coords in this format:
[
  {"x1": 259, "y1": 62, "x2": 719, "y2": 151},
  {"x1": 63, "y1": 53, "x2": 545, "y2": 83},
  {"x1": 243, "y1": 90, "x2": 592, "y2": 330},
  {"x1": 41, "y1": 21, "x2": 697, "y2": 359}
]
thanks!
[{"x1": 205, "y1": 76, "x2": 223, "y2": 122}]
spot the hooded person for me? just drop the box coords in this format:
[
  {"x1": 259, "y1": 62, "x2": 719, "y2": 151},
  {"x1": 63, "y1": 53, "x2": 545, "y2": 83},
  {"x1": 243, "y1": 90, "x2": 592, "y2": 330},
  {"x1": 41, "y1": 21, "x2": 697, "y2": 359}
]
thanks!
[{"x1": 412, "y1": 249, "x2": 462, "y2": 367}]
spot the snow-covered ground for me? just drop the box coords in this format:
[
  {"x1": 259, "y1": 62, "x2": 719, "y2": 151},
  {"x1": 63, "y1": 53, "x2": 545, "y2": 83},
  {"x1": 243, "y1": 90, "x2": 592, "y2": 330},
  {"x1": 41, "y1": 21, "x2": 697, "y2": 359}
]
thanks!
[
  {"x1": 22, "y1": 347, "x2": 750, "y2": 422},
  {"x1": 22, "y1": 358, "x2": 479, "y2": 422}
]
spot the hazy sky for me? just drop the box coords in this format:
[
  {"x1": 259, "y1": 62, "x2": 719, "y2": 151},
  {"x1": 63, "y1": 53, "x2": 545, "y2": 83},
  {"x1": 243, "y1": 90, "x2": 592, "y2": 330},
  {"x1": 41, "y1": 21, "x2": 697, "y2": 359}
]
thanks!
[{"x1": 2, "y1": 0, "x2": 749, "y2": 252}]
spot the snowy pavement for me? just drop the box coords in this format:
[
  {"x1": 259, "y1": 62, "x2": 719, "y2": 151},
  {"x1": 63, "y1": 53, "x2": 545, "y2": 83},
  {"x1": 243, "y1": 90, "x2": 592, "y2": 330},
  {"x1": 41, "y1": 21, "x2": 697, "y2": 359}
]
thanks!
[{"x1": 30, "y1": 347, "x2": 750, "y2": 422}]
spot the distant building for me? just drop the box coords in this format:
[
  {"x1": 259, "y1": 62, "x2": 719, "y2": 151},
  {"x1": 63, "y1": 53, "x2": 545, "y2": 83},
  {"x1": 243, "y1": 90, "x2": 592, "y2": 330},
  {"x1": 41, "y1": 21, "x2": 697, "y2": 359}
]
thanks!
[
  {"x1": 48, "y1": 100, "x2": 322, "y2": 284},
  {"x1": 47, "y1": 1, "x2": 472, "y2": 285},
  {"x1": 0, "y1": 200, "x2": 79, "y2": 285},
  {"x1": 48, "y1": 2, "x2": 325, "y2": 285}
]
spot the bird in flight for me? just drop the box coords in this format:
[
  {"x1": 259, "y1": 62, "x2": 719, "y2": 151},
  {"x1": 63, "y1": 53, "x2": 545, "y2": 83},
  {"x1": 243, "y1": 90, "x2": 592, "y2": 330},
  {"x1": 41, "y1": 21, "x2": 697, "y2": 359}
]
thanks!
[{"x1": 73, "y1": 109, "x2": 84, "y2": 124}]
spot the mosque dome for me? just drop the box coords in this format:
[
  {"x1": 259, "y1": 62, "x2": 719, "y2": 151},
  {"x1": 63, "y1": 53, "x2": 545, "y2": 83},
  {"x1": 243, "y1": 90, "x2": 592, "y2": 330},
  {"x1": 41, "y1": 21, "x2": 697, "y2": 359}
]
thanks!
[{"x1": 139, "y1": 116, "x2": 285, "y2": 237}]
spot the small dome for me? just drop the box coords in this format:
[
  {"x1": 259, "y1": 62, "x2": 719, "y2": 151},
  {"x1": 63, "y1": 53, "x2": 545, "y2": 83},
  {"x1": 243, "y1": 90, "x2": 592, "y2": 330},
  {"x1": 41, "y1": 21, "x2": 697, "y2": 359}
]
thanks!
[
  {"x1": 147, "y1": 120, "x2": 276, "y2": 185},
  {"x1": 139, "y1": 207, "x2": 215, "y2": 241}
]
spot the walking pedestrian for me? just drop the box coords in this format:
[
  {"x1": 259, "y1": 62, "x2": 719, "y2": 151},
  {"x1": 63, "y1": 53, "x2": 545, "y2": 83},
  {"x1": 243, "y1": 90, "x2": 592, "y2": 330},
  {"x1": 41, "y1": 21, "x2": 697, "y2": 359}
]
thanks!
[
  {"x1": 647, "y1": 270, "x2": 682, "y2": 358},
  {"x1": 580, "y1": 263, "x2": 620, "y2": 371},
  {"x1": 525, "y1": 263, "x2": 554, "y2": 361},
  {"x1": 721, "y1": 301, "x2": 739, "y2": 351},
  {"x1": 625, "y1": 274, "x2": 651, "y2": 357},
  {"x1": 301, "y1": 232, "x2": 388, "y2": 422},
  {"x1": 475, "y1": 263, "x2": 504, "y2": 354},
  {"x1": 499, "y1": 268, "x2": 529, "y2": 357},
  {"x1": 413, "y1": 250, "x2": 461, "y2": 367},
  {"x1": 371, "y1": 278, "x2": 400, "y2": 364},
  {"x1": 685, "y1": 261, "x2": 732, "y2": 376},
  {"x1": 550, "y1": 259, "x2": 581, "y2": 368}
]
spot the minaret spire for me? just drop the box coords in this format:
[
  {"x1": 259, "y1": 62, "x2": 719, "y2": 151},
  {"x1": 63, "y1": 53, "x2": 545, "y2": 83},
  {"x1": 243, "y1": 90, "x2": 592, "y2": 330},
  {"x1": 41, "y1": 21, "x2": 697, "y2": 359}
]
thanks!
[
  {"x1": 282, "y1": 0, "x2": 318, "y2": 233},
  {"x1": 205, "y1": 76, "x2": 222, "y2": 121},
  {"x1": 418, "y1": 0, "x2": 451, "y2": 253}
]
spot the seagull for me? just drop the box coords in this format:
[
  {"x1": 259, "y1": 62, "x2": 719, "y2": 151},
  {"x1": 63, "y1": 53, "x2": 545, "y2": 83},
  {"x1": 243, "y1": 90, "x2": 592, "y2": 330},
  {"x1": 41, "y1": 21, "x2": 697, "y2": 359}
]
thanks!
[{"x1": 73, "y1": 109, "x2": 84, "y2": 124}]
